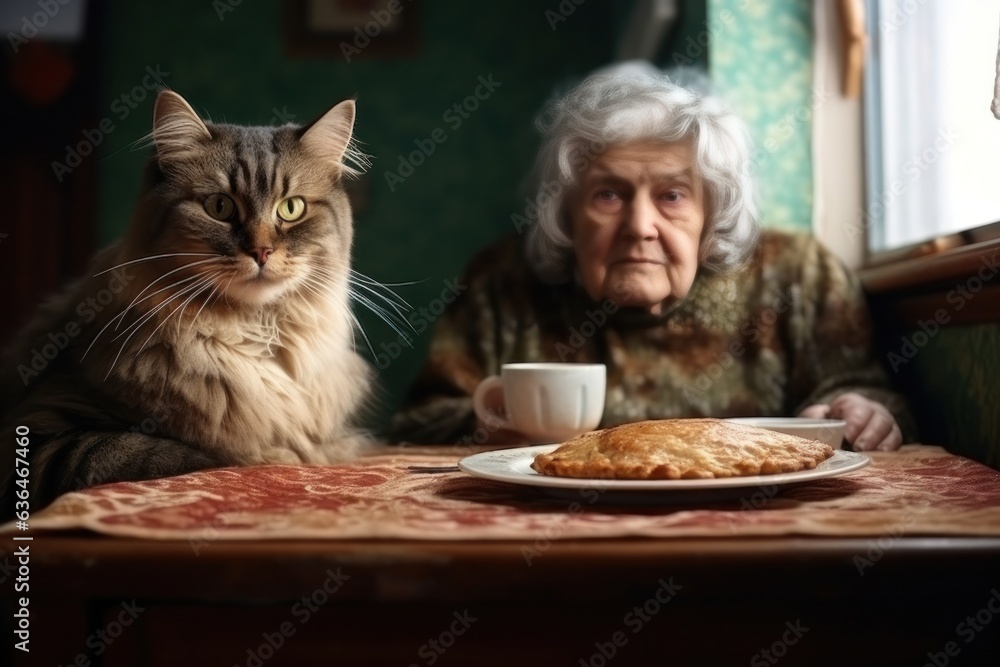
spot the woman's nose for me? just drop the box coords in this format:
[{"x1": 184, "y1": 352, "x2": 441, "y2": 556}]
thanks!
[{"x1": 622, "y1": 195, "x2": 659, "y2": 240}]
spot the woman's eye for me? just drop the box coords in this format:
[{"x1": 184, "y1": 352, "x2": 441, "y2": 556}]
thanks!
[
  {"x1": 204, "y1": 193, "x2": 236, "y2": 221},
  {"x1": 662, "y1": 191, "x2": 683, "y2": 203},
  {"x1": 596, "y1": 189, "x2": 619, "y2": 202},
  {"x1": 277, "y1": 196, "x2": 306, "y2": 222}
]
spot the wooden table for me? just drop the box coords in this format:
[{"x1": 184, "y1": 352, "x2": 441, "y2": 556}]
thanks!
[{"x1": 3, "y1": 446, "x2": 1000, "y2": 666}]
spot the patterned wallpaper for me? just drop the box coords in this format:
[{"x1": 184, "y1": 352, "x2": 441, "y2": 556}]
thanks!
[{"x1": 709, "y1": 0, "x2": 813, "y2": 230}]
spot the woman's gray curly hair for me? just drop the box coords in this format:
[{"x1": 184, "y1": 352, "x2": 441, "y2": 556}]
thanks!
[{"x1": 525, "y1": 62, "x2": 760, "y2": 284}]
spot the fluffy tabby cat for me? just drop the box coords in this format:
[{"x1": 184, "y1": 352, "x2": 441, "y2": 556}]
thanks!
[{"x1": 1, "y1": 90, "x2": 379, "y2": 509}]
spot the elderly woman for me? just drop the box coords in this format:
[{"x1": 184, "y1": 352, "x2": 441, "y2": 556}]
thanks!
[{"x1": 389, "y1": 64, "x2": 914, "y2": 451}]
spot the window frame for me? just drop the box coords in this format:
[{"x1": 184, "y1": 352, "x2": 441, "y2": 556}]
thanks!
[{"x1": 858, "y1": 0, "x2": 1000, "y2": 281}]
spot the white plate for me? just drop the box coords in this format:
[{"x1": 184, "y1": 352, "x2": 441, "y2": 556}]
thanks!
[{"x1": 458, "y1": 445, "x2": 869, "y2": 503}]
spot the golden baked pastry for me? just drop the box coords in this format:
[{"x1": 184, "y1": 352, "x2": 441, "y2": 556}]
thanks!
[{"x1": 531, "y1": 418, "x2": 834, "y2": 479}]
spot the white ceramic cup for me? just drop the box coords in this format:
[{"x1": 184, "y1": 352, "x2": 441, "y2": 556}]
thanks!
[{"x1": 472, "y1": 363, "x2": 606, "y2": 443}]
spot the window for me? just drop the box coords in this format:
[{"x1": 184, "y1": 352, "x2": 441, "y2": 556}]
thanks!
[{"x1": 863, "y1": 0, "x2": 1000, "y2": 254}]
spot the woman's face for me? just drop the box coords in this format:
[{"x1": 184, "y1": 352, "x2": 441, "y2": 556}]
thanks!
[{"x1": 568, "y1": 141, "x2": 706, "y2": 315}]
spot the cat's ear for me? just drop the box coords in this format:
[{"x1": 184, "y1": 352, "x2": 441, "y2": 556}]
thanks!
[
  {"x1": 297, "y1": 100, "x2": 357, "y2": 171},
  {"x1": 152, "y1": 90, "x2": 212, "y2": 163}
]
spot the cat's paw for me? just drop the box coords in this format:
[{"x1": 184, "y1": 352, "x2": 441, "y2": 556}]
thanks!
[{"x1": 312, "y1": 434, "x2": 373, "y2": 464}]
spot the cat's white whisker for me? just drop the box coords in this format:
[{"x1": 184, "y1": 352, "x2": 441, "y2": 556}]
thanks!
[
  {"x1": 296, "y1": 278, "x2": 328, "y2": 304},
  {"x1": 310, "y1": 269, "x2": 416, "y2": 349},
  {"x1": 117, "y1": 257, "x2": 229, "y2": 329},
  {"x1": 344, "y1": 307, "x2": 375, "y2": 358},
  {"x1": 347, "y1": 276, "x2": 413, "y2": 314},
  {"x1": 137, "y1": 274, "x2": 219, "y2": 355},
  {"x1": 300, "y1": 273, "x2": 370, "y2": 355},
  {"x1": 298, "y1": 278, "x2": 350, "y2": 323},
  {"x1": 85, "y1": 267, "x2": 217, "y2": 359},
  {"x1": 221, "y1": 272, "x2": 238, "y2": 307},
  {"x1": 349, "y1": 268, "x2": 423, "y2": 290},
  {"x1": 115, "y1": 265, "x2": 220, "y2": 334},
  {"x1": 81, "y1": 308, "x2": 134, "y2": 362},
  {"x1": 187, "y1": 281, "x2": 222, "y2": 337},
  {"x1": 94, "y1": 252, "x2": 222, "y2": 276},
  {"x1": 118, "y1": 272, "x2": 204, "y2": 326},
  {"x1": 297, "y1": 275, "x2": 330, "y2": 294},
  {"x1": 297, "y1": 277, "x2": 363, "y2": 348},
  {"x1": 348, "y1": 290, "x2": 414, "y2": 346},
  {"x1": 115, "y1": 257, "x2": 229, "y2": 331},
  {"x1": 175, "y1": 272, "x2": 223, "y2": 334},
  {"x1": 342, "y1": 270, "x2": 417, "y2": 337},
  {"x1": 105, "y1": 275, "x2": 219, "y2": 380},
  {"x1": 109, "y1": 271, "x2": 216, "y2": 345}
]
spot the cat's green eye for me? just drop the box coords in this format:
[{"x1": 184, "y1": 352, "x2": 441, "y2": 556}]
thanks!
[
  {"x1": 204, "y1": 194, "x2": 236, "y2": 221},
  {"x1": 277, "y1": 196, "x2": 306, "y2": 223}
]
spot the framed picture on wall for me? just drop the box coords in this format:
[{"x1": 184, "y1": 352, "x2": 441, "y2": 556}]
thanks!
[{"x1": 285, "y1": 0, "x2": 421, "y2": 60}]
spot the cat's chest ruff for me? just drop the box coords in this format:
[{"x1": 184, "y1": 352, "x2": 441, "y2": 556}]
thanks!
[{"x1": 191, "y1": 324, "x2": 329, "y2": 387}]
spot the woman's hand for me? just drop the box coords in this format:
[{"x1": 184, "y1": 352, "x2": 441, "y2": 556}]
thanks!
[{"x1": 798, "y1": 392, "x2": 903, "y2": 451}]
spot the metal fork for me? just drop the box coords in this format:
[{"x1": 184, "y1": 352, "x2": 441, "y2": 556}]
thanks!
[{"x1": 405, "y1": 465, "x2": 461, "y2": 474}]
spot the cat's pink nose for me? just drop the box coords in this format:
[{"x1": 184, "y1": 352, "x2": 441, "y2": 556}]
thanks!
[{"x1": 250, "y1": 247, "x2": 274, "y2": 267}]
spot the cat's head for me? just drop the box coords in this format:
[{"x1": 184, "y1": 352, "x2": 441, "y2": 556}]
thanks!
[{"x1": 127, "y1": 90, "x2": 364, "y2": 308}]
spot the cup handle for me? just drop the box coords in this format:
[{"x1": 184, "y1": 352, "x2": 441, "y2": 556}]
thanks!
[{"x1": 472, "y1": 375, "x2": 513, "y2": 431}]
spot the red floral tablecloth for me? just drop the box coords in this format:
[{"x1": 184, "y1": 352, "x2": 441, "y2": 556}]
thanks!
[{"x1": 5, "y1": 445, "x2": 1000, "y2": 540}]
